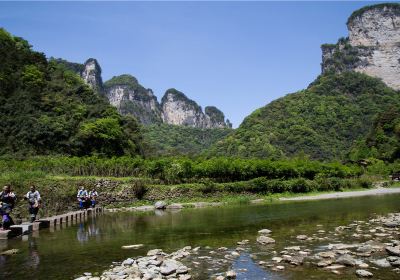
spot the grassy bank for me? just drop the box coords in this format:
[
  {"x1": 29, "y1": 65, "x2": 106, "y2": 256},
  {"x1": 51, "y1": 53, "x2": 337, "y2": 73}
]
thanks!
[{"x1": 0, "y1": 156, "x2": 396, "y2": 219}]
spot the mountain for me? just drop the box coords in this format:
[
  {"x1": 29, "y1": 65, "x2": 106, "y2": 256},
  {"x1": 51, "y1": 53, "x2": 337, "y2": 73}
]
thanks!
[
  {"x1": 0, "y1": 28, "x2": 143, "y2": 157},
  {"x1": 322, "y1": 3, "x2": 400, "y2": 90},
  {"x1": 56, "y1": 58, "x2": 231, "y2": 129},
  {"x1": 210, "y1": 3, "x2": 400, "y2": 161}
]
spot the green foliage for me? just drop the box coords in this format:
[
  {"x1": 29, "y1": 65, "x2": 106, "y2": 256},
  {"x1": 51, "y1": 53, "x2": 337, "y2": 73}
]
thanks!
[
  {"x1": 205, "y1": 106, "x2": 225, "y2": 123},
  {"x1": 350, "y1": 107, "x2": 400, "y2": 162},
  {"x1": 0, "y1": 28, "x2": 143, "y2": 157},
  {"x1": 104, "y1": 74, "x2": 139, "y2": 91},
  {"x1": 210, "y1": 72, "x2": 400, "y2": 160},
  {"x1": 142, "y1": 124, "x2": 232, "y2": 156}
]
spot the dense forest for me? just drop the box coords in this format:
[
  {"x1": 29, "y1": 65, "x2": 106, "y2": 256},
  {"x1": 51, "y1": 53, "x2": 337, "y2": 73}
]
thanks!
[
  {"x1": 0, "y1": 28, "x2": 143, "y2": 157},
  {"x1": 209, "y1": 72, "x2": 400, "y2": 161},
  {"x1": 142, "y1": 124, "x2": 232, "y2": 156}
]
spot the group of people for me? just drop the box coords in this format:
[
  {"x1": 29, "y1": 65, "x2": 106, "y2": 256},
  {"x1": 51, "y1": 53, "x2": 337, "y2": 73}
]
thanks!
[
  {"x1": 0, "y1": 185, "x2": 41, "y2": 230},
  {"x1": 0, "y1": 185, "x2": 100, "y2": 230},
  {"x1": 77, "y1": 186, "x2": 98, "y2": 210}
]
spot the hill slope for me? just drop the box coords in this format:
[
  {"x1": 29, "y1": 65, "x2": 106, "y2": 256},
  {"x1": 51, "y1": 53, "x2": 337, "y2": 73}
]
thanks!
[
  {"x1": 0, "y1": 28, "x2": 143, "y2": 157},
  {"x1": 210, "y1": 72, "x2": 400, "y2": 160}
]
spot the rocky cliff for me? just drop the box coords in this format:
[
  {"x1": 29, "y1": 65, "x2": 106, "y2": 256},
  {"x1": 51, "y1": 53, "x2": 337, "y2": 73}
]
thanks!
[
  {"x1": 160, "y1": 89, "x2": 232, "y2": 128},
  {"x1": 81, "y1": 58, "x2": 104, "y2": 93},
  {"x1": 104, "y1": 75, "x2": 162, "y2": 124},
  {"x1": 321, "y1": 3, "x2": 400, "y2": 90},
  {"x1": 54, "y1": 59, "x2": 231, "y2": 128}
]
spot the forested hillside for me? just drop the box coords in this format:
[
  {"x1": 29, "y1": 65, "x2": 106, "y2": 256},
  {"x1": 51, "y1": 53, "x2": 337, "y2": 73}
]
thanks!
[
  {"x1": 209, "y1": 72, "x2": 400, "y2": 160},
  {"x1": 142, "y1": 124, "x2": 232, "y2": 157},
  {"x1": 0, "y1": 28, "x2": 143, "y2": 157}
]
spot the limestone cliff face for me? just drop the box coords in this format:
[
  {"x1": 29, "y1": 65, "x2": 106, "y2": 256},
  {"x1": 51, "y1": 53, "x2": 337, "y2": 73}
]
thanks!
[
  {"x1": 321, "y1": 4, "x2": 400, "y2": 90},
  {"x1": 104, "y1": 75, "x2": 162, "y2": 124},
  {"x1": 57, "y1": 59, "x2": 231, "y2": 128},
  {"x1": 81, "y1": 58, "x2": 104, "y2": 93},
  {"x1": 160, "y1": 89, "x2": 231, "y2": 128}
]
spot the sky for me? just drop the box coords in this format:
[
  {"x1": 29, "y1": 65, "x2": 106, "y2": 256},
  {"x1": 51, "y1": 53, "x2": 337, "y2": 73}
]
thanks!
[{"x1": 0, "y1": 1, "x2": 389, "y2": 127}]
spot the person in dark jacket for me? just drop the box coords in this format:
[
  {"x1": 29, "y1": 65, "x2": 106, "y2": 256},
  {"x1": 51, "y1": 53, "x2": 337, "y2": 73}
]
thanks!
[{"x1": 0, "y1": 185, "x2": 16, "y2": 230}]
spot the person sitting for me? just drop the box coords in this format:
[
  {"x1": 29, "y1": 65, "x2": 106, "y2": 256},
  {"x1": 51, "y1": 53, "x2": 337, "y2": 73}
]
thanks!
[
  {"x1": 0, "y1": 185, "x2": 16, "y2": 230},
  {"x1": 25, "y1": 185, "x2": 41, "y2": 222},
  {"x1": 89, "y1": 189, "x2": 98, "y2": 208},
  {"x1": 76, "y1": 186, "x2": 88, "y2": 210}
]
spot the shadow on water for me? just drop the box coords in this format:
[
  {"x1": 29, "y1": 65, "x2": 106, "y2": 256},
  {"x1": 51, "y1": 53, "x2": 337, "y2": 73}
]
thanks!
[
  {"x1": 233, "y1": 253, "x2": 282, "y2": 280},
  {"x1": 0, "y1": 193, "x2": 399, "y2": 279}
]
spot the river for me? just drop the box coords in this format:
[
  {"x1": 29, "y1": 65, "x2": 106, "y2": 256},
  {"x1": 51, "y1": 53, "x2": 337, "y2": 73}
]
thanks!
[{"x1": 1, "y1": 194, "x2": 399, "y2": 279}]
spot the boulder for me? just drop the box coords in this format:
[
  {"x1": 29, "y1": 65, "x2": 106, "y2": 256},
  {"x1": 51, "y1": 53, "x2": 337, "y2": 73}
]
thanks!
[
  {"x1": 160, "y1": 259, "x2": 180, "y2": 275},
  {"x1": 355, "y1": 269, "x2": 373, "y2": 278},
  {"x1": 386, "y1": 246, "x2": 400, "y2": 256},
  {"x1": 226, "y1": 270, "x2": 236, "y2": 279},
  {"x1": 147, "y1": 249, "x2": 164, "y2": 256},
  {"x1": 155, "y1": 201, "x2": 167, "y2": 209},
  {"x1": 258, "y1": 229, "x2": 272, "y2": 235},
  {"x1": 257, "y1": 235, "x2": 275, "y2": 245},
  {"x1": 296, "y1": 235, "x2": 308, "y2": 240},
  {"x1": 336, "y1": 254, "x2": 357, "y2": 266},
  {"x1": 371, "y1": 258, "x2": 391, "y2": 268}
]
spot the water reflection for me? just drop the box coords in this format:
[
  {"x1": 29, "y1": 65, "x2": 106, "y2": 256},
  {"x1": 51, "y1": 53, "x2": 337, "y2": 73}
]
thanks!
[
  {"x1": 77, "y1": 216, "x2": 101, "y2": 244},
  {"x1": 25, "y1": 235, "x2": 40, "y2": 269}
]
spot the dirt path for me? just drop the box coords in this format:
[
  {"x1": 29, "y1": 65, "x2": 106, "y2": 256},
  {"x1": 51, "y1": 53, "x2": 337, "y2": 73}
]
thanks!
[{"x1": 279, "y1": 187, "x2": 400, "y2": 201}]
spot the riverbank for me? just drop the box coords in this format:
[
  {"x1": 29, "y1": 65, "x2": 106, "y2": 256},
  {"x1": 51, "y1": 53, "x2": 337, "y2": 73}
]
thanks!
[{"x1": 280, "y1": 185, "x2": 400, "y2": 201}]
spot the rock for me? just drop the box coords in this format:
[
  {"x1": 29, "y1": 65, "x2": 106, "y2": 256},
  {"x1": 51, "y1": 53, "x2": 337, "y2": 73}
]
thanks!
[
  {"x1": 358, "y1": 263, "x2": 369, "y2": 268},
  {"x1": 336, "y1": 254, "x2": 357, "y2": 266},
  {"x1": 0, "y1": 249, "x2": 19, "y2": 255},
  {"x1": 325, "y1": 265, "x2": 346, "y2": 270},
  {"x1": 391, "y1": 260, "x2": 400, "y2": 267},
  {"x1": 296, "y1": 235, "x2": 308, "y2": 240},
  {"x1": 231, "y1": 251, "x2": 240, "y2": 257},
  {"x1": 122, "y1": 258, "x2": 135, "y2": 266},
  {"x1": 318, "y1": 251, "x2": 336, "y2": 258},
  {"x1": 179, "y1": 275, "x2": 191, "y2": 280},
  {"x1": 237, "y1": 240, "x2": 249, "y2": 245},
  {"x1": 356, "y1": 269, "x2": 373, "y2": 278},
  {"x1": 383, "y1": 221, "x2": 399, "y2": 228},
  {"x1": 225, "y1": 270, "x2": 236, "y2": 279},
  {"x1": 371, "y1": 258, "x2": 391, "y2": 268},
  {"x1": 176, "y1": 265, "x2": 189, "y2": 274},
  {"x1": 272, "y1": 257, "x2": 282, "y2": 263},
  {"x1": 147, "y1": 249, "x2": 164, "y2": 256},
  {"x1": 284, "y1": 246, "x2": 300, "y2": 251},
  {"x1": 317, "y1": 260, "x2": 332, "y2": 267},
  {"x1": 155, "y1": 201, "x2": 167, "y2": 209},
  {"x1": 215, "y1": 276, "x2": 225, "y2": 280},
  {"x1": 257, "y1": 235, "x2": 275, "y2": 245},
  {"x1": 276, "y1": 266, "x2": 285, "y2": 270},
  {"x1": 386, "y1": 246, "x2": 400, "y2": 256},
  {"x1": 258, "y1": 229, "x2": 272, "y2": 235},
  {"x1": 121, "y1": 244, "x2": 144, "y2": 250},
  {"x1": 160, "y1": 259, "x2": 181, "y2": 275}
]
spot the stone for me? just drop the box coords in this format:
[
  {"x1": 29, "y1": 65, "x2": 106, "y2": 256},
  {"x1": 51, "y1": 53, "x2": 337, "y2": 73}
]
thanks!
[
  {"x1": 296, "y1": 235, "x2": 308, "y2": 240},
  {"x1": 371, "y1": 258, "x2": 391, "y2": 268},
  {"x1": 386, "y1": 246, "x2": 400, "y2": 257},
  {"x1": 272, "y1": 257, "x2": 282, "y2": 263},
  {"x1": 0, "y1": 249, "x2": 19, "y2": 255},
  {"x1": 122, "y1": 258, "x2": 134, "y2": 266},
  {"x1": 258, "y1": 229, "x2": 272, "y2": 235},
  {"x1": 318, "y1": 251, "x2": 336, "y2": 258},
  {"x1": 147, "y1": 249, "x2": 164, "y2": 256},
  {"x1": 121, "y1": 244, "x2": 144, "y2": 250},
  {"x1": 336, "y1": 254, "x2": 357, "y2": 266},
  {"x1": 160, "y1": 260, "x2": 180, "y2": 275},
  {"x1": 276, "y1": 266, "x2": 285, "y2": 270},
  {"x1": 176, "y1": 265, "x2": 188, "y2": 274},
  {"x1": 257, "y1": 235, "x2": 275, "y2": 245},
  {"x1": 215, "y1": 276, "x2": 225, "y2": 280},
  {"x1": 317, "y1": 260, "x2": 332, "y2": 267},
  {"x1": 155, "y1": 201, "x2": 167, "y2": 209},
  {"x1": 356, "y1": 269, "x2": 373, "y2": 278},
  {"x1": 225, "y1": 270, "x2": 236, "y2": 279}
]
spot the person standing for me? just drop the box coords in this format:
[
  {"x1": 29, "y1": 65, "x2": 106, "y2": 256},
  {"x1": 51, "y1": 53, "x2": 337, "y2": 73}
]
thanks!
[
  {"x1": 25, "y1": 185, "x2": 41, "y2": 222},
  {"x1": 89, "y1": 188, "x2": 98, "y2": 208},
  {"x1": 0, "y1": 185, "x2": 16, "y2": 230},
  {"x1": 77, "y1": 186, "x2": 88, "y2": 210}
]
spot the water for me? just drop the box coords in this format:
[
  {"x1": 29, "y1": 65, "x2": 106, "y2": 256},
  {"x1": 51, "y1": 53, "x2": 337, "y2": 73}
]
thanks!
[{"x1": 1, "y1": 194, "x2": 399, "y2": 279}]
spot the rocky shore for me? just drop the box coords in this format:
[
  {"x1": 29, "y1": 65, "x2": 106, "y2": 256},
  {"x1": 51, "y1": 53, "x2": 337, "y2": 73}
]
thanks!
[{"x1": 75, "y1": 212, "x2": 400, "y2": 279}]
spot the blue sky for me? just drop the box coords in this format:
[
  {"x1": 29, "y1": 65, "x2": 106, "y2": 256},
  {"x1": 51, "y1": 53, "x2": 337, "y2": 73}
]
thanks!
[{"x1": 0, "y1": 1, "x2": 388, "y2": 127}]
